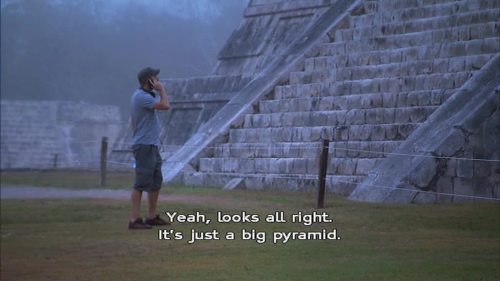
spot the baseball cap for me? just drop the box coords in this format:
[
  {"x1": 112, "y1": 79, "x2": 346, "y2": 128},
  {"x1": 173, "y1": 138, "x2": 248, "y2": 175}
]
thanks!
[{"x1": 137, "y1": 67, "x2": 160, "y2": 83}]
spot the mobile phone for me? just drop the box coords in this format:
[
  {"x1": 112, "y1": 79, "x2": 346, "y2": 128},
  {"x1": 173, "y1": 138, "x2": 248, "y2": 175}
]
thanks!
[{"x1": 148, "y1": 79, "x2": 155, "y2": 88}]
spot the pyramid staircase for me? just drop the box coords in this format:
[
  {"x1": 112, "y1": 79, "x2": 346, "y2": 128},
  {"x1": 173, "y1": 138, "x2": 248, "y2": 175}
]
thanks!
[{"x1": 184, "y1": 0, "x2": 500, "y2": 194}]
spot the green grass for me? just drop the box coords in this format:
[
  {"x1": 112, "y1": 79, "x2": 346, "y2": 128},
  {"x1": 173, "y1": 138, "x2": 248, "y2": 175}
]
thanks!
[
  {"x1": 1, "y1": 169, "x2": 135, "y2": 189},
  {"x1": 1, "y1": 170, "x2": 500, "y2": 280}
]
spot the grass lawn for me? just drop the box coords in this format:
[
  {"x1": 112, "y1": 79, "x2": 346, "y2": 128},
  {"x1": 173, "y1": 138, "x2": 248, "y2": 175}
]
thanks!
[
  {"x1": 1, "y1": 170, "x2": 500, "y2": 280},
  {"x1": 0, "y1": 169, "x2": 136, "y2": 190}
]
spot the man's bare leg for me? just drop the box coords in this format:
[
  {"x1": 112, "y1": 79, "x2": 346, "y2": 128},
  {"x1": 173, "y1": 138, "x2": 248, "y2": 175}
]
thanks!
[
  {"x1": 130, "y1": 189, "x2": 143, "y2": 221},
  {"x1": 147, "y1": 190, "x2": 159, "y2": 219}
]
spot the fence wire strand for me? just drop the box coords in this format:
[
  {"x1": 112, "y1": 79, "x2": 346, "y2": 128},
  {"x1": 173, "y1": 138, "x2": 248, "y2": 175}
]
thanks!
[
  {"x1": 43, "y1": 139, "x2": 499, "y2": 202},
  {"x1": 70, "y1": 139, "x2": 500, "y2": 163}
]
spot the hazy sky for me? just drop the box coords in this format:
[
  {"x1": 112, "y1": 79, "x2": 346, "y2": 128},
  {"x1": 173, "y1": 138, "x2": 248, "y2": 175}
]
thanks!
[{"x1": 1, "y1": 0, "x2": 249, "y2": 111}]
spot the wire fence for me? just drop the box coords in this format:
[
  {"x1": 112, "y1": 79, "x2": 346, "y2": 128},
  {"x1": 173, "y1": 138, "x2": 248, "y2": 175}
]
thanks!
[
  {"x1": 67, "y1": 139, "x2": 500, "y2": 163},
  {"x1": 43, "y1": 138, "x2": 500, "y2": 202}
]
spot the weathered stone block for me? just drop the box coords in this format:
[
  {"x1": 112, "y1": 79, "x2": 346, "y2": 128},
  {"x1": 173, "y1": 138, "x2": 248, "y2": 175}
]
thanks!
[
  {"x1": 494, "y1": 182, "x2": 500, "y2": 199},
  {"x1": 337, "y1": 159, "x2": 356, "y2": 175},
  {"x1": 199, "y1": 158, "x2": 213, "y2": 172},
  {"x1": 456, "y1": 159, "x2": 473, "y2": 179},
  {"x1": 430, "y1": 90, "x2": 444, "y2": 105},
  {"x1": 385, "y1": 125, "x2": 398, "y2": 140},
  {"x1": 407, "y1": 157, "x2": 437, "y2": 188},
  {"x1": 361, "y1": 109, "x2": 376, "y2": 124},
  {"x1": 273, "y1": 128, "x2": 291, "y2": 142},
  {"x1": 417, "y1": 91, "x2": 431, "y2": 106},
  {"x1": 453, "y1": 177, "x2": 474, "y2": 196},
  {"x1": 473, "y1": 159, "x2": 493, "y2": 178},
  {"x1": 412, "y1": 192, "x2": 437, "y2": 204},
  {"x1": 397, "y1": 123, "x2": 417, "y2": 139},
  {"x1": 445, "y1": 159, "x2": 457, "y2": 177},
  {"x1": 347, "y1": 109, "x2": 366, "y2": 125},
  {"x1": 240, "y1": 158, "x2": 255, "y2": 173},
  {"x1": 395, "y1": 108, "x2": 411, "y2": 123},
  {"x1": 382, "y1": 93, "x2": 397, "y2": 107},
  {"x1": 307, "y1": 158, "x2": 319, "y2": 174},
  {"x1": 371, "y1": 125, "x2": 386, "y2": 141},
  {"x1": 274, "y1": 113, "x2": 288, "y2": 127},
  {"x1": 183, "y1": 172, "x2": 204, "y2": 187},
  {"x1": 436, "y1": 176, "x2": 453, "y2": 203},
  {"x1": 448, "y1": 57, "x2": 465, "y2": 72},
  {"x1": 256, "y1": 128, "x2": 271, "y2": 142},
  {"x1": 434, "y1": 130, "x2": 466, "y2": 157},
  {"x1": 406, "y1": 92, "x2": 420, "y2": 106},
  {"x1": 347, "y1": 126, "x2": 366, "y2": 141},
  {"x1": 409, "y1": 107, "x2": 430, "y2": 123},
  {"x1": 254, "y1": 158, "x2": 270, "y2": 173},
  {"x1": 355, "y1": 158, "x2": 377, "y2": 175},
  {"x1": 347, "y1": 95, "x2": 363, "y2": 109},
  {"x1": 473, "y1": 178, "x2": 494, "y2": 198},
  {"x1": 353, "y1": 142, "x2": 368, "y2": 158},
  {"x1": 333, "y1": 142, "x2": 347, "y2": 158},
  {"x1": 305, "y1": 58, "x2": 315, "y2": 72}
]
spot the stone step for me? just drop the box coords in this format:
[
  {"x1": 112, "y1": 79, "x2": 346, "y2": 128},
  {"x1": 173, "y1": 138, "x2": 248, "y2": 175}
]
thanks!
[
  {"x1": 273, "y1": 78, "x2": 456, "y2": 100},
  {"x1": 341, "y1": 9, "x2": 500, "y2": 42},
  {"x1": 330, "y1": 140, "x2": 402, "y2": 158},
  {"x1": 211, "y1": 140, "x2": 403, "y2": 159},
  {"x1": 184, "y1": 172, "x2": 364, "y2": 195},
  {"x1": 334, "y1": 15, "x2": 500, "y2": 42},
  {"x1": 359, "y1": 1, "x2": 379, "y2": 14},
  {"x1": 331, "y1": 40, "x2": 499, "y2": 69},
  {"x1": 350, "y1": 1, "x2": 500, "y2": 34},
  {"x1": 319, "y1": 29, "x2": 499, "y2": 57},
  {"x1": 284, "y1": 72, "x2": 471, "y2": 97},
  {"x1": 267, "y1": 90, "x2": 452, "y2": 113},
  {"x1": 329, "y1": 72, "x2": 471, "y2": 95},
  {"x1": 245, "y1": 106, "x2": 438, "y2": 128},
  {"x1": 273, "y1": 82, "x2": 328, "y2": 100},
  {"x1": 304, "y1": 56, "x2": 336, "y2": 72},
  {"x1": 228, "y1": 123, "x2": 419, "y2": 143},
  {"x1": 298, "y1": 54, "x2": 491, "y2": 84},
  {"x1": 347, "y1": 27, "x2": 499, "y2": 54},
  {"x1": 212, "y1": 142, "x2": 321, "y2": 158},
  {"x1": 277, "y1": 73, "x2": 463, "y2": 100},
  {"x1": 199, "y1": 157, "x2": 317, "y2": 174},
  {"x1": 381, "y1": 0, "x2": 480, "y2": 11},
  {"x1": 337, "y1": 54, "x2": 493, "y2": 81},
  {"x1": 351, "y1": 0, "x2": 497, "y2": 28},
  {"x1": 199, "y1": 156, "x2": 384, "y2": 176},
  {"x1": 289, "y1": 69, "x2": 335, "y2": 84}
]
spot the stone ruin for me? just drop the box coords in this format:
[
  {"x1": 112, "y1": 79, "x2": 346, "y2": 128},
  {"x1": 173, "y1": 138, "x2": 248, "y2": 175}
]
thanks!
[
  {"x1": 116, "y1": 0, "x2": 499, "y2": 203},
  {"x1": 1, "y1": 100, "x2": 122, "y2": 170}
]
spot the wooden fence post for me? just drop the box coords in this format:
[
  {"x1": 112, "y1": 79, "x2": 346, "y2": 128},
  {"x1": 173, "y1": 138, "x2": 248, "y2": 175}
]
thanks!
[
  {"x1": 53, "y1": 153, "x2": 58, "y2": 169},
  {"x1": 317, "y1": 139, "x2": 330, "y2": 209},
  {"x1": 100, "y1": 136, "x2": 108, "y2": 187}
]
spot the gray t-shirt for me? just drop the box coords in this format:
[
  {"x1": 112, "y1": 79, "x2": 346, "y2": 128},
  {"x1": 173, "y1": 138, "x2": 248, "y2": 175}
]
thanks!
[{"x1": 130, "y1": 88, "x2": 161, "y2": 146}]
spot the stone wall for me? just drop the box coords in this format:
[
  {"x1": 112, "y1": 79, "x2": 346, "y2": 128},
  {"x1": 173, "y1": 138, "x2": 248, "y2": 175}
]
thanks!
[
  {"x1": 214, "y1": 0, "x2": 337, "y2": 75},
  {"x1": 349, "y1": 54, "x2": 500, "y2": 203},
  {"x1": 1, "y1": 100, "x2": 122, "y2": 169}
]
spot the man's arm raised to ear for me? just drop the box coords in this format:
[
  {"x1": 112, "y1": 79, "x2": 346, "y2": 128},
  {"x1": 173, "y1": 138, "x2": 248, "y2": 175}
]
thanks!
[{"x1": 152, "y1": 80, "x2": 170, "y2": 110}]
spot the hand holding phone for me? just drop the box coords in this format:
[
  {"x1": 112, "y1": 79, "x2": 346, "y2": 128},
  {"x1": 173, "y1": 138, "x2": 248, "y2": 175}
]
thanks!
[
  {"x1": 148, "y1": 78, "x2": 155, "y2": 89},
  {"x1": 149, "y1": 78, "x2": 164, "y2": 92}
]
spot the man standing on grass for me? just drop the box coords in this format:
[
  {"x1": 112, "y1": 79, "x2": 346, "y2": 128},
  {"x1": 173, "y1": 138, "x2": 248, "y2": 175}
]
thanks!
[{"x1": 128, "y1": 67, "x2": 170, "y2": 229}]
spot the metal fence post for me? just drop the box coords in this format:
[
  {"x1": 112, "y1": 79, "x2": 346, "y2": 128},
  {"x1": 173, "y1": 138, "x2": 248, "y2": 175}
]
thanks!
[
  {"x1": 317, "y1": 139, "x2": 330, "y2": 209},
  {"x1": 100, "y1": 136, "x2": 108, "y2": 187}
]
